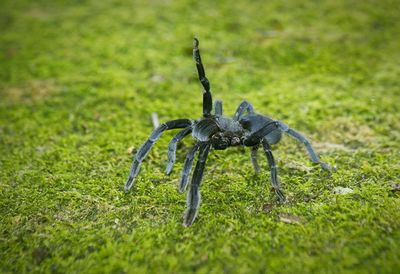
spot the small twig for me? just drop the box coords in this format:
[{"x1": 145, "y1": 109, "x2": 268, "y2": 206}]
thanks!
[{"x1": 151, "y1": 112, "x2": 159, "y2": 129}]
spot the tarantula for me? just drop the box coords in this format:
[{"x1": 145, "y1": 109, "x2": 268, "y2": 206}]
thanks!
[{"x1": 124, "y1": 38, "x2": 331, "y2": 226}]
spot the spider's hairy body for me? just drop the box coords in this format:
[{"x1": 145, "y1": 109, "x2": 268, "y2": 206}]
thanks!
[{"x1": 124, "y1": 38, "x2": 332, "y2": 226}]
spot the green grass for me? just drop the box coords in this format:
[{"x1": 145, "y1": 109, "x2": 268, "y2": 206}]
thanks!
[{"x1": 1, "y1": 0, "x2": 400, "y2": 273}]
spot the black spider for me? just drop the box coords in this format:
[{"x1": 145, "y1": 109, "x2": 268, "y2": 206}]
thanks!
[{"x1": 124, "y1": 38, "x2": 331, "y2": 226}]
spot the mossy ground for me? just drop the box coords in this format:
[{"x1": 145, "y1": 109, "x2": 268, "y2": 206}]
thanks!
[{"x1": 1, "y1": 0, "x2": 400, "y2": 273}]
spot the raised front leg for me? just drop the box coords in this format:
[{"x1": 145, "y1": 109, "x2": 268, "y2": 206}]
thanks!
[
  {"x1": 193, "y1": 38, "x2": 212, "y2": 117},
  {"x1": 184, "y1": 143, "x2": 211, "y2": 226},
  {"x1": 262, "y1": 139, "x2": 286, "y2": 203},
  {"x1": 124, "y1": 119, "x2": 192, "y2": 192},
  {"x1": 277, "y1": 121, "x2": 331, "y2": 171}
]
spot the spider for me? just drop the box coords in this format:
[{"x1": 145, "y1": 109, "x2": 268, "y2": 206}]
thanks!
[{"x1": 124, "y1": 38, "x2": 331, "y2": 226}]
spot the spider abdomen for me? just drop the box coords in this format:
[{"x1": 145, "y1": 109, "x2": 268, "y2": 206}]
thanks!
[
  {"x1": 264, "y1": 128, "x2": 282, "y2": 145},
  {"x1": 239, "y1": 114, "x2": 282, "y2": 146},
  {"x1": 239, "y1": 114, "x2": 273, "y2": 131}
]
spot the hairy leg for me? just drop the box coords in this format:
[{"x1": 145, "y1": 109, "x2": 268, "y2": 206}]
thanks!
[
  {"x1": 214, "y1": 100, "x2": 223, "y2": 116},
  {"x1": 233, "y1": 100, "x2": 254, "y2": 121},
  {"x1": 251, "y1": 145, "x2": 261, "y2": 173},
  {"x1": 124, "y1": 119, "x2": 192, "y2": 192},
  {"x1": 183, "y1": 143, "x2": 211, "y2": 226},
  {"x1": 193, "y1": 38, "x2": 212, "y2": 117},
  {"x1": 277, "y1": 121, "x2": 331, "y2": 170},
  {"x1": 179, "y1": 143, "x2": 200, "y2": 193},
  {"x1": 166, "y1": 127, "x2": 192, "y2": 175},
  {"x1": 262, "y1": 139, "x2": 286, "y2": 202}
]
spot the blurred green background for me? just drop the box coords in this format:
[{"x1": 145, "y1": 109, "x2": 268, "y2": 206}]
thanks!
[{"x1": 1, "y1": 0, "x2": 399, "y2": 273}]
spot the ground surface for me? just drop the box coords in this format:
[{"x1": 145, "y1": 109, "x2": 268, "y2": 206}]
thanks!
[{"x1": 1, "y1": 0, "x2": 400, "y2": 273}]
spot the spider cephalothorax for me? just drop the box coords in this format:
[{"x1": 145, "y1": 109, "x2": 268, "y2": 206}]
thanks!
[
  {"x1": 193, "y1": 117, "x2": 243, "y2": 149},
  {"x1": 124, "y1": 38, "x2": 331, "y2": 226}
]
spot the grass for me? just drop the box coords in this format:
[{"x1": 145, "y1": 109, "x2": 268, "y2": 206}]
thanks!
[{"x1": 1, "y1": 0, "x2": 400, "y2": 273}]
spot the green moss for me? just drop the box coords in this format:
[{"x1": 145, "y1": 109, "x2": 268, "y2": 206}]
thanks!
[{"x1": 1, "y1": 0, "x2": 399, "y2": 273}]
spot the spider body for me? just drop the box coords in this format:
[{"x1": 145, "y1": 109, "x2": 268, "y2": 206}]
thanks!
[
  {"x1": 124, "y1": 38, "x2": 331, "y2": 226},
  {"x1": 192, "y1": 116, "x2": 242, "y2": 149}
]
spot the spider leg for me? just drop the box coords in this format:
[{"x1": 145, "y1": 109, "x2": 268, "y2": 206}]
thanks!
[
  {"x1": 277, "y1": 121, "x2": 331, "y2": 171},
  {"x1": 242, "y1": 121, "x2": 277, "y2": 146},
  {"x1": 251, "y1": 144, "x2": 261, "y2": 173},
  {"x1": 179, "y1": 143, "x2": 201, "y2": 193},
  {"x1": 166, "y1": 127, "x2": 193, "y2": 175},
  {"x1": 184, "y1": 143, "x2": 211, "y2": 226},
  {"x1": 193, "y1": 38, "x2": 212, "y2": 117},
  {"x1": 262, "y1": 139, "x2": 286, "y2": 203},
  {"x1": 233, "y1": 100, "x2": 254, "y2": 121},
  {"x1": 214, "y1": 100, "x2": 223, "y2": 116},
  {"x1": 124, "y1": 119, "x2": 192, "y2": 192}
]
